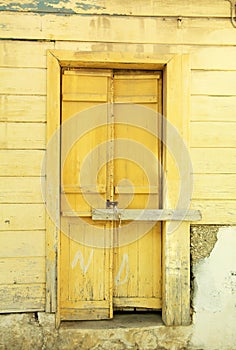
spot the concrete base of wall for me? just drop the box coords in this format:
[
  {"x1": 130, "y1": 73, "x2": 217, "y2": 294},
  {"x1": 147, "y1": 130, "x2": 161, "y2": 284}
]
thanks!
[{"x1": 0, "y1": 312, "x2": 192, "y2": 350}]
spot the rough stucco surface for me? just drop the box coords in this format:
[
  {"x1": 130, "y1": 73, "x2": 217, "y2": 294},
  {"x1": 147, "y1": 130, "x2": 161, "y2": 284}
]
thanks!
[
  {"x1": 190, "y1": 225, "x2": 219, "y2": 263},
  {"x1": 190, "y1": 226, "x2": 236, "y2": 350},
  {"x1": 0, "y1": 226, "x2": 235, "y2": 350}
]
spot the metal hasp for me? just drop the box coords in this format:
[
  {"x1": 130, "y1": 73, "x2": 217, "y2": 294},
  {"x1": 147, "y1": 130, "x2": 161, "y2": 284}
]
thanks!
[{"x1": 92, "y1": 209, "x2": 202, "y2": 221}]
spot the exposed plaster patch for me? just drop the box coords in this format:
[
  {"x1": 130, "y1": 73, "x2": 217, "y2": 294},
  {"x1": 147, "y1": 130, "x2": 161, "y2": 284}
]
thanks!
[
  {"x1": 191, "y1": 226, "x2": 236, "y2": 350},
  {"x1": 190, "y1": 225, "x2": 219, "y2": 263}
]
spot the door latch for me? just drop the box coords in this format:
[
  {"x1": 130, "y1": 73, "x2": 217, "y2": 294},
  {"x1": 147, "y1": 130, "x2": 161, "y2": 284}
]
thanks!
[
  {"x1": 106, "y1": 200, "x2": 118, "y2": 209},
  {"x1": 106, "y1": 200, "x2": 122, "y2": 226}
]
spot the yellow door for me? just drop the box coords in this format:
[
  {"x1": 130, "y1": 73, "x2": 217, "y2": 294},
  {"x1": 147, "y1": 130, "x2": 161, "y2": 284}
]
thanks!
[
  {"x1": 113, "y1": 72, "x2": 162, "y2": 310},
  {"x1": 59, "y1": 69, "x2": 162, "y2": 321}
]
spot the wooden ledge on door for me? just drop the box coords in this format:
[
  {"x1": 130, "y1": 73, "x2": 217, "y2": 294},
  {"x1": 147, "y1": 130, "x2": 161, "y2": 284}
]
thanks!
[{"x1": 91, "y1": 209, "x2": 201, "y2": 221}]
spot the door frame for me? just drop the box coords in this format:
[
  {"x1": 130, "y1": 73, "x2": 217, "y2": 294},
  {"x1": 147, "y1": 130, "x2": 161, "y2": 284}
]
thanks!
[{"x1": 46, "y1": 50, "x2": 191, "y2": 326}]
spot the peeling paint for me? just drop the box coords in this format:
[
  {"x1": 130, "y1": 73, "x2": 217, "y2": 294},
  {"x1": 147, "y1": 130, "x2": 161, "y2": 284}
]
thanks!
[
  {"x1": 0, "y1": 0, "x2": 104, "y2": 13},
  {"x1": 75, "y1": 1, "x2": 105, "y2": 11}
]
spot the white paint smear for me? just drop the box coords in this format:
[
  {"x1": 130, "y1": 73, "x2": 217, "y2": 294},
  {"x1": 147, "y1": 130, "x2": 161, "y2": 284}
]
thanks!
[
  {"x1": 71, "y1": 248, "x2": 94, "y2": 274},
  {"x1": 115, "y1": 253, "x2": 129, "y2": 286}
]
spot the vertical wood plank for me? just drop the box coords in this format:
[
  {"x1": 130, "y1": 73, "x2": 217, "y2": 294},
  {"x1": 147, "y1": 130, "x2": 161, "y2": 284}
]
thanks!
[
  {"x1": 46, "y1": 51, "x2": 61, "y2": 314},
  {"x1": 162, "y1": 54, "x2": 191, "y2": 325}
]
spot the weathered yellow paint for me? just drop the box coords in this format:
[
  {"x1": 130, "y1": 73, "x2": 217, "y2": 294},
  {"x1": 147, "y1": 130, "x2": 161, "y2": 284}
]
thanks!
[
  {"x1": 51, "y1": 50, "x2": 170, "y2": 70},
  {"x1": 45, "y1": 50, "x2": 196, "y2": 326},
  {"x1": 0, "y1": 177, "x2": 44, "y2": 203},
  {"x1": 1, "y1": 13, "x2": 235, "y2": 45},
  {"x1": 46, "y1": 51, "x2": 61, "y2": 314},
  {"x1": 193, "y1": 174, "x2": 236, "y2": 200},
  {"x1": 190, "y1": 122, "x2": 236, "y2": 148},
  {"x1": 0, "y1": 284, "x2": 45, "y2": 313},
  {"x1": 0, "y1": 122, "x2": 45, "y2": 149},
  {"x1": 0, "y1": 68, "x2": 46, "y2": 95},
  {"x1": 0, "y1": 231, "x2": 45, "y2": 257},
  {"x1": 0, "y1": 226, "x2": 45, "y2": 313},
  {"x1": 191, "y1": 148, "x2": 236, "y2": 174},
  {"x1": 59, "y1": 69, "x2": 162, "y2": 320},
  {"x1": 60, "y1": 70, "x2": 112, "y2": 320},
  {"x1": 191, "y1": 96, "x2": 236, "y2": 122},
  {"x1": 192, "y1": 71, "x2": 236, "y2": 96},
  {"x1": 0, "y1": 150, "x2": 44, "y2": 176},
  {"x1": 112, "y1": 73, "x2": 162, "y2": 309},
  {"x1": 0, "y1": 257, "x2": 45, "y2": 284},
  {"x1": 192, "y1": 200, "x2": 236, "y2": 224},
  {"x1": 0, "y1": 40, "x2": 54, "y2": 68},
  {"x1": 191, "y1": 46, "x2": 236, "y2": 70},
  {"x1": 0, "y1": 95, "x2": 46, "y2": 122},
  {"x1": 162, "y1": 54, "x2": 191, "y2": 325},
  {"x1": 2, "y1": 40, "x2": 236, "y2": 72},
  {"x1": 0, "y1": 204, "x2": 45, "y2": 231},
  {"x1": 54, "y1": 42, "x2": 236, "y2": 71}
]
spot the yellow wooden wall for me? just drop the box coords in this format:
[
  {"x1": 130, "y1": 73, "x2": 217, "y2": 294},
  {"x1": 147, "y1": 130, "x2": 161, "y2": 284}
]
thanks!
[{"x1": 0, "y1": 0, "x2": 236, "y2": 312}]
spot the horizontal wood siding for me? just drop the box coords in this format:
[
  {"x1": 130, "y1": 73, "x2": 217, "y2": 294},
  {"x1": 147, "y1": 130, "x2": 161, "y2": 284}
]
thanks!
[
  {"x1": 0, "y1": 68, "x2": 46, "y2": 95},
  {"x1": 0, "y1": 177, "x2": 44, "y2": 203},
  {"x1": 0, "y1": 1, "x2": 235, "y2": 313},
  {"x1": 0, "y1": 231, "x2": 45, "y2": 257},
  {"x1": 190, "y1": 122, "x2": 236, "y2": 148},
  {"x1": 0, "y1": 123, "x2": 46, "y2": 149},
  {"x1": 0, "y1": 41, "x2": 54, "y2": 68},
  {"x1": 191, "y1": 96, "x2": 236, "y2": 122},
  {"x1": 193, "y1": 175, "x2": 236, "y2": 200},
  {"x1": 0, "y1": 95, "x2": 46, "y2": 122},
  {"x1": 191, "y1": 71, "x2": 236, "y2": 96},
  {"x1": 0, "y1": 13, "x2": 236, "y2": 45},
  {"x1": 0, "y1": 150, "x2": 45, "y2": 176},
  {"x1": 192, "y1": 201, "x2": 236, "y2": 224},
  {"x1": 191, "y1": 148, "x2": 236, "y2": 174},
  {"x1": 0, "y1": 39, "x2": 47, "y2": 312},
  {"x1": 0, "y1": 284, "x2": 45, "y2": 312},
  {"x1": 0, "y1": 257, "x2": 45, "y2": 284},
  {"x1": 0, "y1": 204, "x2": 45, "y2": 231}
]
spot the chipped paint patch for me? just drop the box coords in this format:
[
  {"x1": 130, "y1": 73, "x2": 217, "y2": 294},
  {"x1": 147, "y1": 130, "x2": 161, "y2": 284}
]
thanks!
[
  {"x1": 75, "y1": 1, "x2": 105, "y2": 11},
  {"x1": 0, "y1": 0, "x2": 104, "y2": 13}
]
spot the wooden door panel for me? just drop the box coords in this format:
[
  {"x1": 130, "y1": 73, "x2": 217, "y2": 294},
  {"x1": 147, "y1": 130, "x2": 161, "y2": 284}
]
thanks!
[
  {"x1": 60, "y1": 70, "x2": 113, "y2": 320},
  {"x1": 59, "y1": 69, "x2": 162, "y2": 321},
  {"x1": 113, "y1": 225, "x2": 161, "y2": 309},
  {"x1": 113, "y1": 73, "x2": 162, "y2": 308}
]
